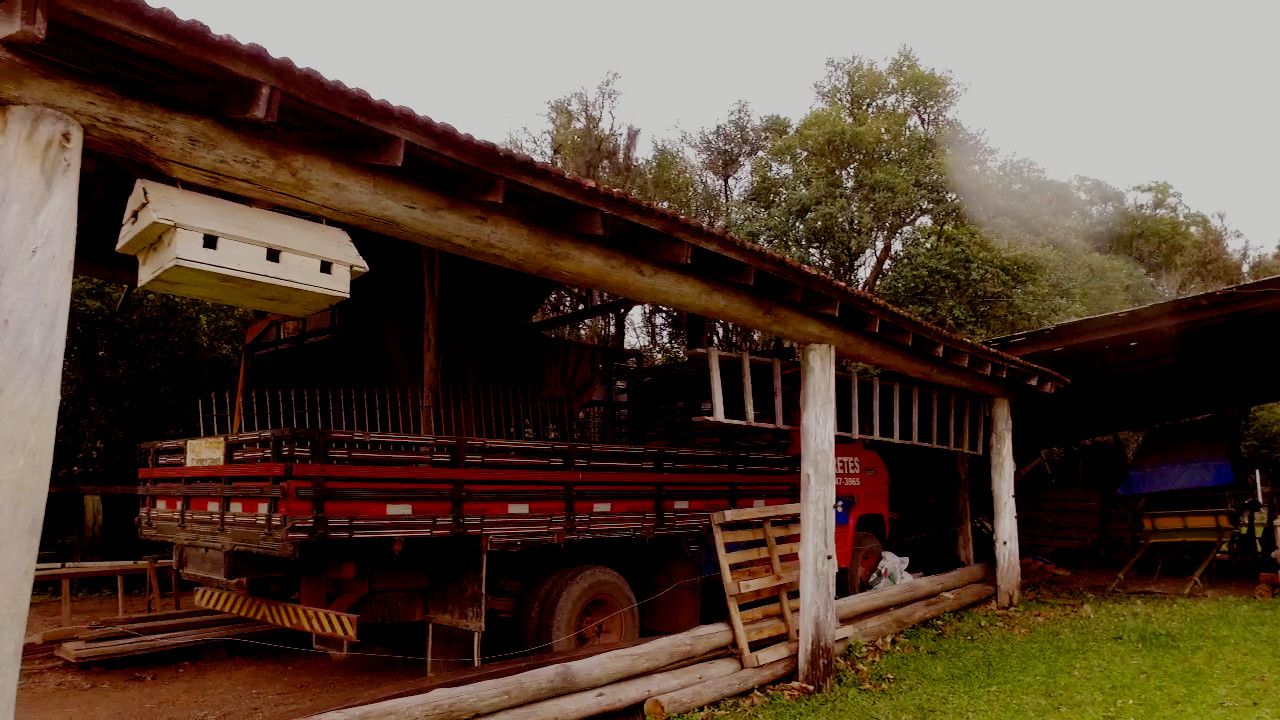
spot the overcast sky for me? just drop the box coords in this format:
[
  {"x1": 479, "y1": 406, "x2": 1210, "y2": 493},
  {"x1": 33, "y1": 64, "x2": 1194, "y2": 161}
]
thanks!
[{"x1": 152, "y1": 0, "x2": 1279, "y2": 250}]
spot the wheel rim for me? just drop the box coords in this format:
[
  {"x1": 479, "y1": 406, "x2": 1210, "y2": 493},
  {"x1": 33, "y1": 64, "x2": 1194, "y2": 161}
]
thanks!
[{"x1": 573, "y1": 593, "x2": 624, "y2": 647}]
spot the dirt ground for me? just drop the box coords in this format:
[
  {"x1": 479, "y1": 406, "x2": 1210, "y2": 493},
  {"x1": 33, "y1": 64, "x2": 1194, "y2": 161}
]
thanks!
[
  {"x1": 17, "y1": 564, "x2": 1268, "y2": 720},
  {"x1": 19, "y1": 592, "x2": 438, "y2": 720}
]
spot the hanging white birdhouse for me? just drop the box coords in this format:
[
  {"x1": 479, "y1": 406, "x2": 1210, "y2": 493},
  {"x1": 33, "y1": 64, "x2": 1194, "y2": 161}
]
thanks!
[{"x1": 117, "y1": 180, "x2": 368, "y2": 316}]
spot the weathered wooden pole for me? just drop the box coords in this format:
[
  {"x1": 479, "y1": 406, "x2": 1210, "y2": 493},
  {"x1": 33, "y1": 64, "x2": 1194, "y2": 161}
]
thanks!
[
  {"x1": 956, "y1": 454, "x2": 974, "y2": 565},
  {"x1": 989, "y1": 396, "x2": 1020, "y2": 606},
  {"x1": 0, "y1": 105, "x2": 83, "y2": 714},
  {"x1": 798, "y1": 343, "x2": 836, "y2": 688},
  {"x1": 421, "y1": 247, "x2": 440, "y2": 433}
]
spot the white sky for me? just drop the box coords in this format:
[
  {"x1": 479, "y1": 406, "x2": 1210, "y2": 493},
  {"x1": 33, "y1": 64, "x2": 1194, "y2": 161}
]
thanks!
[{"x1": 153, "y1": 0, "x2": 1280, "y2": 250}]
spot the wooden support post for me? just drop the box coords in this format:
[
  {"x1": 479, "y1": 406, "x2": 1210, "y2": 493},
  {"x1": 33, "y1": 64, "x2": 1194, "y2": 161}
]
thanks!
[
  {"x1": 0, "y1": 105, "x2": 82, "y2": 713},
  {"x1": 117, "y1": 574, "x2": 126, "y2": 617},
  {"x1": 741, "y1": 352, "x2": 754, "y2": 423},
  {"x1": 798, "y1": 343, "x2": 836, "y2": 689},
  {"x1": 772, "y1": 359, "x2": 783, "y2": 427},
  {"x1": 60, "y1": 579, "x2": 71, "y2": 627},
  {"x1": 990, "y1": 396, "x2": 1020, "y2": 607},
  {"x1": 707, "y1": 348, "x2": 725, "y2": 421},
  {"x1": 956, "y1": 454, "x2": 974, "y2": 566},
  {"x1": 422, "y1": 248, "x2": 440, "y2": 434}
]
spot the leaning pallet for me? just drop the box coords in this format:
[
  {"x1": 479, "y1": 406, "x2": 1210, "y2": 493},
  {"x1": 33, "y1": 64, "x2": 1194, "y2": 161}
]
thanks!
[{"x1": 709, "y1": 503, "x2": 803, "y2": 668}]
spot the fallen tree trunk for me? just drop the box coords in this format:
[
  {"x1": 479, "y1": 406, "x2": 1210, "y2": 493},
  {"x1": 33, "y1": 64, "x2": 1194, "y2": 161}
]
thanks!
[
  {"x1": 477, "y1": 656, "x2": 742, "y2": 720},
  {"x1": 307, "y1": 623, "x2": 735, "y2": 720},
  {"x1": 644, "y1": 582, "x2": 994, "y2": 720}
]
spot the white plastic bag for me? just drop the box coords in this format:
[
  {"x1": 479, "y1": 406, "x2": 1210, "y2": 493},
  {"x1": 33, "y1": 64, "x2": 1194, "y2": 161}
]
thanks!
[{"x1": 867, "y1": 551, "x2": 914, "y2": 589}]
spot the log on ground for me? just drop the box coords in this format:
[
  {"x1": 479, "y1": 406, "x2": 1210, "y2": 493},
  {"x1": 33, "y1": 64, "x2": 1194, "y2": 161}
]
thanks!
[
  {"x1": 306, "y1": 622, "x2": 735, "y2": 720},
  {"x1": 477, "y1": 656, "x2": 742, "y2": 720},
  {"x1": 644, "y1": 582, "x2": 994, "y2": 720}
]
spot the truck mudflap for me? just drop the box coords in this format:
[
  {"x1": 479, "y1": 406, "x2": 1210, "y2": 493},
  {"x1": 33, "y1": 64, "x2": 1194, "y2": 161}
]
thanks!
[{"x1": 194, "y1": 586, "x2": 358, "y2": 642}]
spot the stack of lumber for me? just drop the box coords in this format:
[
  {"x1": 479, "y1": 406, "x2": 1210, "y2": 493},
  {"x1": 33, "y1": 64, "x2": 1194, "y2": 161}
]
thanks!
[
  {"x1": 308, "y1": 564, "x2": 993, "y2": 720},
  {"x1": 51, "y1": 608, "x2": 278, "y2": 663}
]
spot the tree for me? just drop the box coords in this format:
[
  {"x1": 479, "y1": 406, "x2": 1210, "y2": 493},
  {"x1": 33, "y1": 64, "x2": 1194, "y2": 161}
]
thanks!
[
  {"x1": 741, "y1": 48, "x2": 961, "y2": 291},
  {"x1": 54, "y1": 278, "x2": 250, "y2": 489},
  {"x1": 511, "y1": 72, "x2": 643, "y2": 192},
  {"x1": 1105, "y1": 181, "x2": 1245, "y2": 297}
]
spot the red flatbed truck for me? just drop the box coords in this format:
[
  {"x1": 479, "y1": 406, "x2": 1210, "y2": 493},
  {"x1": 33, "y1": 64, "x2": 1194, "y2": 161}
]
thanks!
[{"x1": 138, "y1": 426, "x2": 892, "y2": 654}]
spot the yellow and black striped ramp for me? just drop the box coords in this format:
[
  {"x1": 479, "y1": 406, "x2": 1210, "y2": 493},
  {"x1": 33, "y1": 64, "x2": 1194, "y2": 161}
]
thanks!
[{"x1": 194, "y1": 587, "x2": 358, "y2": 642}]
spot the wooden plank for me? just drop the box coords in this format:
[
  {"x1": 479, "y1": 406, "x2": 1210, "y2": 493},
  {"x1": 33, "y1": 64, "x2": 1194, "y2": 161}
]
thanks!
[
  {"x1": 851, "y1": 374, "x2": 859, "y2": 437},
  {"x1": 911, "y1": 386, "x2": 919, "y2": 443},
  {"x1": 892, "y1": 382, "x2": 900, "y2": 441},
  {"x1": 772, "y1": 359, "x2": 783, "y2": 427},
  {"x1": 723, "y1": 542, "x2": 800, "y2": 566},
  {"x1": 56, "y1": 622, "x2": 276, "y2": 662},
  {"x1": 77, "y1": 613, "x2": 246, "y2": 642},
  {"x1": 0, "y1": 48, "x2": 1025, "y2": 397},
  {"x1": 990, "y1": 397, "x2": 1019, "y2": 607},
  {"x1": 708, "y1": 348, "x2": 725, "y2": 422},
  {"x1": 737, "y1": 597, "x2": 800, "y2": 625},
  {"x1": 735, "y1": 569, "x2": 799, "y2": 595},
  {"x1": 710, "y1": 520, "x2": 752, "y2": 666},
  {"x1": 713, "y1": 503, "x2": 800, "y2": 524},
  {"x1": 749, "y1": 640, "x2": 796, "y2": 667},
  {"x1": 871, "y1": 376, "x2": 881, "y2": 438},
  {"x1": 33, "y1": 560, "x2": 174, "y2": 582},
  {"x1": 798, "y1": 343, "x2": 836, "y2": 688},
  {"x1": 762, "y1": 520, "x2": 796, "y2": 640}
]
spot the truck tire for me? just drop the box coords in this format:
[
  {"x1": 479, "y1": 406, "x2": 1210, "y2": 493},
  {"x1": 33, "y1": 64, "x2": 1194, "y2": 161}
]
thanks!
[
  {"x1": 538, "y1": 565, "x2": 639, "y2": 652},
  {"x1": 518, "y1": 568, "x2": 572, "y2": 651},
  {"x1": 842, "y1": 532, "x2": 883, "y2": 596}
]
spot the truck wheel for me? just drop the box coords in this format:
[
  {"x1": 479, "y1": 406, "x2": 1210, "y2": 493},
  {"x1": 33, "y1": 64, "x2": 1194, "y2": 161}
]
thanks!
[
  {"x1": 518, "y1": 568, "x2": 570, "y2": 651},
  {"x1": 539, "y1": 565, "x2": 639, "y2": 652},
  {"x1": 842, "y1": 532, "x2": 883, "y2": 596}
]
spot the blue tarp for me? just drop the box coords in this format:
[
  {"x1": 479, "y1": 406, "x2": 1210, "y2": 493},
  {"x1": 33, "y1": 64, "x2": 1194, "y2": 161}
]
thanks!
[{"x1": 1118, "y1": 460, "x2": 1236, "y2": 496}]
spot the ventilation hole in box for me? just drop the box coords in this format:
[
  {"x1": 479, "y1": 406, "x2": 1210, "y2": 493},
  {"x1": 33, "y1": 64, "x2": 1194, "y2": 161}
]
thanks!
[
  {"x1": 320, "y1": 260, "x2": 333, "y2": 275},
  {"x1": 266, "y1": 248, "x2": 281, "y2": 263},
  {"x1": 202, "y1": 233, "x2": 218, "y2": 250}
]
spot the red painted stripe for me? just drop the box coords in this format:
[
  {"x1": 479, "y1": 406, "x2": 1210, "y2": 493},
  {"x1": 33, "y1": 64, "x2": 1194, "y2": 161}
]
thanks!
[
  {"x1": 290, "y1": 464, "x2": 795, "y2": 485},
  {"x1": 139, "y1": 463, "x2": 287, "y2": 479}
]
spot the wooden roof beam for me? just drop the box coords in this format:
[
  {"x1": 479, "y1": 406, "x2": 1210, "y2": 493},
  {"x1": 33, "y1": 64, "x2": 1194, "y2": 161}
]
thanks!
[
  {"x1": 690, "y1": 246, "x2": 754, "y2": 284},
  {"x1": 0, "y1": 47, "x2": 1023, "y2": 396},
  {"x1": 567, "y1": 208, "x2": 605, "y2": 236},
  {"x1": 0, "y1": 0, "x2": 46, "y2": 44},
  {"x1": 143, "y1": 80, "x2": 280, "y2": 123},
  {"x1": 456, "y1": 175, "x2": 505, "y2": 204},
  {"x1": 530, "y1": 297, "x2": 635, "y2": 331},
  {"x1": 801, "y1": 289, "x2": 839, "y2": 317}
]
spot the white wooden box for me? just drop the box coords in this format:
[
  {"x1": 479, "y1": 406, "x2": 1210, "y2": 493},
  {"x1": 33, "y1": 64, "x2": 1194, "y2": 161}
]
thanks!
[{"x1": 117, "y1": 181, "x2": 368, "y2": 316}]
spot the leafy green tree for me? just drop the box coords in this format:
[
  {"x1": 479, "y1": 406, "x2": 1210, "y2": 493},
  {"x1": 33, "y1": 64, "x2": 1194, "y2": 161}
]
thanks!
[
  {"x1": 741, "y1": 48, "x2": 961, "y2": 291},
  {"x1": 877, "y1": 226, "x2": 1068, "y2": 338},
  {"x1": 511, "y1": 72, "x2": 643, "y2": 192},
  {"x1": 54, "y1": 278, "x2": 250, "y2": 488},
  {"x1": 1105, "y1": 182, "x2": 1245, "y2": 297}
]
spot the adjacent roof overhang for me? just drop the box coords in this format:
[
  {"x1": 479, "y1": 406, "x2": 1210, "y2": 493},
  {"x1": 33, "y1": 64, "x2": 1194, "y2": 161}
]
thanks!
[{"x1": 988, "y1": 276, "x2": 1280, "y2": 441}]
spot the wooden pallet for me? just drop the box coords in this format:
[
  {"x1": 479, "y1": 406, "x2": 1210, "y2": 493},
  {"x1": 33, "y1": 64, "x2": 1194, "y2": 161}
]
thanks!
[{"x1": 710, "y1": 503, "x2": 803, "y2": 668}]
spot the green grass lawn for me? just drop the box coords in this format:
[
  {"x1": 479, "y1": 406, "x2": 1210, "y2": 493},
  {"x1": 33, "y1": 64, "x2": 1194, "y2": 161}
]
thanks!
[{"x1": 706, "y1": 593, "x2": 1280, "y2": 720}]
